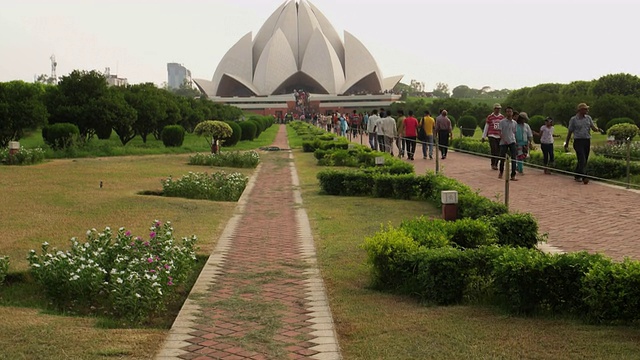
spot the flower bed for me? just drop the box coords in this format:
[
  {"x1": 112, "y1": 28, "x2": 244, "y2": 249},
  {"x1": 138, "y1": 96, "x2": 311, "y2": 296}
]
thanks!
[
  {"x1": 162, "y1": 171, "x2": 248, "y2": 201},
  {"x1": 1, "y1": 147, "x2": 45, "y2": 165},
  {"x1": 27, "y1": 220, "x2": 197, "y2": 323}
]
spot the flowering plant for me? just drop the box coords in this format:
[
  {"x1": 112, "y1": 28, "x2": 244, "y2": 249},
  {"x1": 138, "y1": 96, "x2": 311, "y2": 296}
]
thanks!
[
  {"x1": 27, "y1": 220, "x2": 197, "y2": 323},
  {"x1": 162, "y1": 171, "x2": 248, "y2": 201},
  {"x1": 0, "y1": 256, "x2": 9, "y2": 286},
  {"x1": 0, "y1": 146, "x2": 45, "y2": 165},
  {"x1": 189, "y1": 151, "x2": 260, "y2": 168}
]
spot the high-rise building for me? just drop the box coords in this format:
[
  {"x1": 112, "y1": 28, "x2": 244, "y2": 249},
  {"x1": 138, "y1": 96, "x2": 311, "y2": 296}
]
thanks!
[{"x1": 167, "y1": 63, "x2": 191, "y2": 89}]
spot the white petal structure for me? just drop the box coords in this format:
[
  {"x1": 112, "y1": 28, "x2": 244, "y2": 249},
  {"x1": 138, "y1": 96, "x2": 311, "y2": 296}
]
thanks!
[{"x1": 203, "y1": 0, "x2": 401, "y2": 97}]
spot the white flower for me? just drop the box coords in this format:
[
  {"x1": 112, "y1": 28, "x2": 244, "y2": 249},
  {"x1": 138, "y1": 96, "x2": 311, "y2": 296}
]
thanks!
[
  {"x1": 42, "y1": 241, "x2": 49, "y2": 246},
  {"x1": 32, "y1": 263, "x2": 41, "y2": 268},
  {"x1": 105, "y1": 227, "x2": 111, "y2": 231},
  {"x1": 116, "y1": 277, "x2": 123, "y2": 284},
  {"x1": 135, "y1": 293, "x2": 142, "y2": 298}
]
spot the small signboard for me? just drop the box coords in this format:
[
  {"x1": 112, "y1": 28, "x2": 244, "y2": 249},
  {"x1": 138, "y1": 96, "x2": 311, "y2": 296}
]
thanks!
[
  {"x1": 441, "y1": 190, "x2": 458, "y2": 204},
  {"x1": 375, "y1": 156, "x2": 385, "y2": 166}
]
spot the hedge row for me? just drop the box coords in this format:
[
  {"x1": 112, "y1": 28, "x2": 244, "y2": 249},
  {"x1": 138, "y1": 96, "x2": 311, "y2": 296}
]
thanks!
[
  {"x1": 363, "y1": 226, "x2": 640, "y2": 323},
  {"x1": 315, "y1": 147, "x2": 414, "y2": 175},
  {"x1": 317, "y1": 170, "x2": 508, "y2": 219}
]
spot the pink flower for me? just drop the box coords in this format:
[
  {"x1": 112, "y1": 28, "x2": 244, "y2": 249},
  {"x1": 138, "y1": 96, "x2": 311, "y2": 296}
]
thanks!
[
  {"x1": 149, "y1": 232, "x2": 156, "y2": 238},
  {"x1": 143, "y1": 241, "x2": 150, "y2": 246},
  {"x1": 147, "y1": 258, "x2": 154, "y2": 263},
  {"x1": 164, "y1": 264, "x2": 171, "y2": 270},
  {"x1": 125, "y1": 231, "x2": 131, "y2": 237},
  {"x1": 167, "y1": 281, "x2": 174, "y2": 286},
  {"x1": 149, "y1": 269, "x2": 156, "y2": 273},
  {"x1": 136, "y1": 236, "x2": 142, "y2": 241},
  {"x1": 130, "y1": 242, "x2": 135, "y2": 247},
  {"x1": 155, "y1": 221, "x2": 161, "y2": 227}
]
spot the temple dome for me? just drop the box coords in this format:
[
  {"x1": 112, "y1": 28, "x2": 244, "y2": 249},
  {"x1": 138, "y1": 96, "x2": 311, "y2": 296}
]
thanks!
[{"x1": 199, "y1": 0, "x2": 401, "y2": 97}]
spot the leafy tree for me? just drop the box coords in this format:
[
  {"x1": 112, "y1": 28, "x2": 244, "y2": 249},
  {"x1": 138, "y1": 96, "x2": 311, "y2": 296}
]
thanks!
[
  {"x1": 169, "y1": 80, "x2": 202, "y2": 98},
  {"x1": 591, "y1": 73, "x2": 640, "y2": 97},
  {"x1": 45, "y1": 70, "x2": 110, "y2": 141},
  {"x1": 591, "y1": 94, "x2": 640, "y2": 129},
  {"x1": 452, "y1": 85, "x2": 481, "y2": 99},
  {"x1": 429, "y1": 98, "x2": 473, "y2": 119},
  {"x1": 523, "y1": 83, "x2": 563, "y2": 117},
  {"x1": 462, "y1": 103, "x2": 493, "y2": 129},
  {"x1": 153, "y1": 91, "x2": 182, "y2": 140},
  {"x1": 124, "y1": 83, "x2": 167, "y2": 143},
  {"x1": 432, "y1": 82, "x2": 450, "y2": 98},
  {"x1": 194, "y1": 120, "x2": 233, "y2": 154},
  {"x1": 104, "y1": 87, "x2": 138, "y2": 145},
  {"x1": 0, "y1": 81, "x2": 49, "y2": 147}
]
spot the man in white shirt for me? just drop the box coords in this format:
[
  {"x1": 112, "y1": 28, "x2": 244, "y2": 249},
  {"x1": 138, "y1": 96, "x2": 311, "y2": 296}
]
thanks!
[
  {"x1": 380, "y1": 111, "x2": 398, "y2": 154},
  {"x1": 498, "y1": 107, "x2": 518, "y2": 181},
  {"x1": 367, "y1": 109, "x2": 381, "y2": 150}
]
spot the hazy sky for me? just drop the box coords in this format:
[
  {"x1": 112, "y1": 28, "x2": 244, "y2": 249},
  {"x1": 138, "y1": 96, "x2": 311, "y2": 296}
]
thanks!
[{"x1": 1, "y1": 0, "x2": 639, "y2": 91}]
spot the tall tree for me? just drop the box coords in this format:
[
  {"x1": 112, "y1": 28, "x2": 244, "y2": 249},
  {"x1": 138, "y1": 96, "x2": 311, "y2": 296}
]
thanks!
[
  {"x1": 124, "y1": 83, "x2": 166, "y2": 143},
  {"x1": 0, "y1": 81, "x2": 48, "y2": 147},
  {"x1": 432, "y1": 82, "x2": 450, "y2": 98}
]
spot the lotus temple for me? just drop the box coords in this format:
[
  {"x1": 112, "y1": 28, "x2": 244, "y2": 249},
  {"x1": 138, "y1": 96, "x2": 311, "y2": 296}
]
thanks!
[{"x1": 193, "y1": 0, "x2": 402, "y2": 118}]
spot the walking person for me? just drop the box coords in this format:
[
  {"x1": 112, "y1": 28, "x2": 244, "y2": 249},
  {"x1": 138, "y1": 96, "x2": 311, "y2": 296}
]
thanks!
[
  {"x1": 403, "y1": 110, "x2": 420, "y2": 160},
  {"x1": 367, "y1": 110, "x2": 380, "y2": 150},
  {"x1": 482, "y1": 103, "x2": 504, "y2": 170},
  {"x1": 515, "y1": 112, "x2": 533, "y2": 175},
  {"x1": 395, "y1": 110, "x2": 406, "y2": 158},
  {"x1": 421, "y1": 110, "x2": 435, "y2": 159},
  {"x1": 435, "y1": 110, "x2": 453, "y2": 159},
  {"x1": 564, "y1": 103, "x2": 601, "y2": 184},
  {"x1": 498, "y1": 107, "x2": 518, "y2": 181},
  {"x1": 381, "y1": 111, "x2": 397, "y2": 154},
  {"x1": 539, "y1": 117, "x2": 559, "y2": 174},
  {"x1": 338, "y1": 113, "x2": 349, "y2": 137}
]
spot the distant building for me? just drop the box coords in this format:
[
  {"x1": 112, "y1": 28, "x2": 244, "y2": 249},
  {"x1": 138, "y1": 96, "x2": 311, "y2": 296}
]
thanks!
[
  {"x1": 104, "y1": 67, "x2": 128, "y2": 87},
  {"x1": 167, "y1": 63, "x2": 192, "y2": 90}
]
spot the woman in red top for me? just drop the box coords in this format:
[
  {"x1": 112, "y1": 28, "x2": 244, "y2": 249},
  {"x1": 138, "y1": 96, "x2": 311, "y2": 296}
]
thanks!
[{"x1": 403, "y1": 110, "x2": 420, "y2": 160}]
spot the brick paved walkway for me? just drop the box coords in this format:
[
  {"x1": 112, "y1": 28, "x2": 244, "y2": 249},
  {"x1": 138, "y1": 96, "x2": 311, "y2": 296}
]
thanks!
[
  {"x1": 350, "y1": 133, "x2": 640, "y2": 261},
  {"x1": 156, "y1": 125, "x2": 340, "y2": 360}
]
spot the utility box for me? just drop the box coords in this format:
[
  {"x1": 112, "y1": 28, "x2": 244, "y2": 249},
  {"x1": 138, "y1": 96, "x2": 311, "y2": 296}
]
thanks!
[
  {"x1": 8, "y1": 141, "x2": 19, "y2": 156},
  {"x1": 441, "y1": 190, "x2": 458, "y2": 221}
]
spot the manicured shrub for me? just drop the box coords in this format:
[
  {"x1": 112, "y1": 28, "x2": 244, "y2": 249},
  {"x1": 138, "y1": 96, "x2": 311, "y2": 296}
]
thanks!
[
  {"x1": 457, "y1": 192, "x2": 508, "y2": 220},
  {"x1": 189, "y1": 151, "x2": 260, "y2": 168},
  {"x1": 162, "y1": 171, "x2": 248, "y2": 201},
  {"x1": 605, "y1": 117, "x2": 635, "y2": 132},
  {"x1": 450, "y1": 138, "x2": 490, "y2": 156},
  {"x1": 399, "y1": 217, "x2": 450, "y2": 249},
  {"x1": 528, "y1": 115, "x2": 545, "y2": 144},
  {"x1": 582, "y1": 259, "x2": 640, "y2": 323},
  {"x1": 249, "y1": 120, "x2": 263, "y2": 138},
  {"x1": 412, "y1": 246, "x2": 468, "y2": 304},
  {"x1": 362, "y1": 226, "x2": 421, "y2": 290},
  {"x1": 528, "y1": 151, "x2": 640, "y2": 180},
  {"x1": 446, "y1": 218, "x2": 497, "y2": 249},
  {"x1": 391, "y1": 173, "x2": 420, "y2": 200},
  {"x1": 457, "y1": 115, "x2": 477, "y2": 137},
  {"x1": 489, "y1": 212, "x2": 540, "y2": 248},
  {"x1": 161, "y1": 125, "x2": 185, "y2": 147},
  {"x1": 238, "y1": 121, "x2": 257, "y2": 141},
  {"x1": 608, "y1": 123, "x2": 639, "y2": 142},
  {"x1": 222, "y1": 121, "x2": 242, "y2": 147},
  {"x1": 42, "y1": 122, "x2": 80, "y2": 150},
  {"x1": 27, "y1": 221, "x2": 197, "y2": 323}
]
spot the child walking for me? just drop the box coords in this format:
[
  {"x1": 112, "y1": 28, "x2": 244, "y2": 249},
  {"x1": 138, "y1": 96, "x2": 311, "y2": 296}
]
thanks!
[{"x1": 539, "y1": 117, "x2": 558, "y2": 174}]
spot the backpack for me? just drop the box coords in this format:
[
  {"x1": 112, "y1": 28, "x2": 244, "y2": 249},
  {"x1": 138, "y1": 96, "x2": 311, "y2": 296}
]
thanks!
[{"x1": 417, "y1": 119, "x2": 427, "y2": 141}]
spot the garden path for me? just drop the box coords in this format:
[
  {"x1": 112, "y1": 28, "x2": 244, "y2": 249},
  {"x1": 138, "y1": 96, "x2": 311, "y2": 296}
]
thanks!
[
  {"x1": 156, "y1": 125, "x2": 341, "y2": 360},
  {"x1": 349, "y1": 132, "x2": 640, "y2": 261}
]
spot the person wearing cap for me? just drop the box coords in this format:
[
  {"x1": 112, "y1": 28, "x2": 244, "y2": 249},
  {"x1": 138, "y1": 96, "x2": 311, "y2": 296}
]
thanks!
[
  {"x1": 564, "y1": 103, "x2": 601, "y2": 184},
  {"x1": 498, "y1": 107, "x2": 518, "y2": 181},
  {"x1": 482, "y1": 103, "x2": 504, "y2": 170},
  {"x1": 539, "y1": 117, "x2": 559, "y2": 174},
  {"x1": 515, "y1": 112, "x2": 533, "y2": 174}
]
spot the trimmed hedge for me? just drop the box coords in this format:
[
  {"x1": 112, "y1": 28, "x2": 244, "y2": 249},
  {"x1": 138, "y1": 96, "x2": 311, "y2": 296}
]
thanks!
[
  {"x1": 42, "y1": 123, "x2": 80, "y2": 150},
  {"x1": 222, "y1": 121, "x2": 242, "y2": 146},
  {"x1": 161, "y1": 125, "x2": 185, "y2": 147},
  {"x1": 457, "y1": 115, "x2": 477, "y2": 137},
  {"x1": 238, "y1": 121, "x2": 257, "y2": 141}
]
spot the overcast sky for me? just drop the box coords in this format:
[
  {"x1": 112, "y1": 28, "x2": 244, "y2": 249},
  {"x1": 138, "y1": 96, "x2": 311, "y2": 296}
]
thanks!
[{"x1": 1, "y1": 0, "x2": 638, "y2": 91}]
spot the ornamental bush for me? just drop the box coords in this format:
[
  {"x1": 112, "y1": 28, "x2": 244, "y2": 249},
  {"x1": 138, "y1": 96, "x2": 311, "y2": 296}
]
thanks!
[
  {"x1": 593, "y1": 142, "x2": 640, "y2": 160},
  {"x1": 488, "y1": 212, "x2": 540, "y2": 248},
  {"x1": 582, "y1": 259, "x2": 640, "y2": 323},
  {"x1": 608, "y1": 123, "x2": 639, "y2": 142},
  {"x1": 42, "y1": 122, "x2": 80, "y2": 150},
  {"x1": 27, "y1": 220, "x2": 197, "y2": 323},
  {"x1": 249, "y1": 120, "x2": 263, "y2": 138},
  {"x1": 450, "y1": 137, "x2": 490, "y2": 156},
  {"x1": 162, "y1": 171, "x2": 248, "y2": 201},
  {"x1": 1, "y1": 147, "x2": 45, "y2": 165},
  {"x1": 238, "y1": 121, "x2": 257, "y2": 141},
  {"x1": 457, "y1": 115, "x2": 477, "y2": 137},
  {"x1": 188, "y1": 151, "x2": 260, "y2": 168},
  {"x1": 161, "y1": 125, "x2": 185, "y2": 147},
  {"x1": 362, "y1": 225, "x2": 420, "y2": 290},
  {"x1": 605, "y1": 117, "x2": 635, "y2": 132},
  {"x1": 222, "y1": 121, "x2": 242, "y2": 147}
]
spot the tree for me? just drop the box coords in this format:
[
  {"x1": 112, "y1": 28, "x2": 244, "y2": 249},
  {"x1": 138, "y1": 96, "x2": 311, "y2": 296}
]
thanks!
[
  {"x1": 169, "y1": 80, "x2": 201, "y2": 98},
  {"x1": 103, "y1": 87, "x2": 138, "y2": 145},
  {"x1": 591, "y1": 94, "x2": 640, "y2": 129},
  {"x1": 45, "y1": 70, "x2": 110, "y2": 141},
  {"x1": 522, "y1": 83, "x2": 563, "y2": 117},
  {"x1": 124, "y1": 83, "x2": 167, "y2": 143},
  {"x1": 194, "y1": 120, "x2": 233, "y2": 154},
  {"x1": 452, "y1": 85, "x2": 471, "y2": 98},
  {"x1": 432, "y1": 82, "x2": 450, "y2": 98},
  {"x1": 591, "y1": 73, "x2": 640, "y2": 97},
  {"x1": 0, "y1": 81, "x2": 48, "y2": 147}
]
